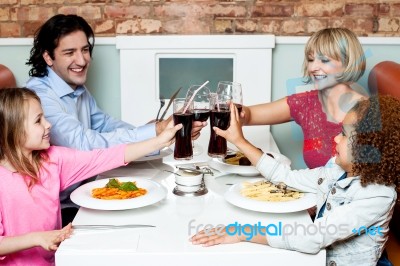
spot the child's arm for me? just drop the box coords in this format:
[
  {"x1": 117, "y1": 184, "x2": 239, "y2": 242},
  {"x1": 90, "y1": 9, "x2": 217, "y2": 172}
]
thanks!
[
  {"x1": 57, "y1": 121, "x2": 181, "y2": 190},
  {"x1": 0, "y1": 224, "x2": 72, "y2": 255},
  {"x1": 124, "y1": 121, "x2": 182, "y2": 163},
  {"x1": 192, "y1": 187, "x2": 395, "y2": 251},
  {"x1": 213, "y1": 103, "x2": 264, "y2": 166},
  {"x1": 265, "y1": 189, "x2": 396, "y2": 254},
  {"x1": 214, "y1": 103, "x2": 322, "y2": 193},
  {"x1": 256, "y1": 153, "x2": 329, "y2": 193},
  {"x1": 191, "y1": 225, "x2": 268, "y2": 247}
]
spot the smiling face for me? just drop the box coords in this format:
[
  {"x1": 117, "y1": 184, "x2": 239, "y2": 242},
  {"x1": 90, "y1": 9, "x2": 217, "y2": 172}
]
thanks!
[
  {"x1": 307, "y1": 52, "x2": 345, "y2": 91},
  {"x1": 334, "y1": 111, "x2": 357, "y2": 173},
  {"x1": 22, "y1": 98, "x2": 52, "y2": 157},
  {"x1": 43, "y1": 30, "x2": 91, "y2": 90}
]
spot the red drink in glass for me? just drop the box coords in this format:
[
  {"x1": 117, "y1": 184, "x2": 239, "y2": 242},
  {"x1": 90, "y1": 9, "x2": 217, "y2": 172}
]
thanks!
[
  {"x1": 173, "y1": 111, "x2": 194, "y2": 160},
  {"x1": 208, "y1": 106, "x2": 230, "y2": 158},
  {"x1": 193, "y1": 109, "x2": 210, "y2": 122},
  {"x1": 234, "y1": 103, "x2": 242, "y2": 114}
]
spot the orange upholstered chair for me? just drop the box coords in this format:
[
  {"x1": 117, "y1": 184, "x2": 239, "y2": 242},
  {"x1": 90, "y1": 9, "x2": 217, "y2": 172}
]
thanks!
[
  {"x1": 368, "y1": 61, "x2": 400, "y2": 241},
  {"x1": 368, "y1": 61, "x2": 400, "y2": 99},
  {"x1": 0, "y1": 64, "x2": 17, "y2": 89}
]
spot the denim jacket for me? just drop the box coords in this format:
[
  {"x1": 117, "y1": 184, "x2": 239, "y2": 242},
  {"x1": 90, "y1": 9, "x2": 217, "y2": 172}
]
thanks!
[{"x1": 256, "y1": 154, "x2": 397, "y2": 266}]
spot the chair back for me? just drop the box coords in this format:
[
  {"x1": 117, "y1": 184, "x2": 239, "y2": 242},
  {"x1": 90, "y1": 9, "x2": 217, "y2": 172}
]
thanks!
[
  {"x1": 368, "y1": 61, "x2": 400, "y2": 99},
  {"x1": 369, "y1": 60, "x2": 400, "y2": 241},
  {"x1": 0, "y1": 64, "x2": 17, "y2": 89}
]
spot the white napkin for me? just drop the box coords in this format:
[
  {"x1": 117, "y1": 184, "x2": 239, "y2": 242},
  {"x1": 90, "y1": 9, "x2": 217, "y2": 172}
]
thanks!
[{"x1": 60, "y1": 229, "x2": 140, "y2": 252}]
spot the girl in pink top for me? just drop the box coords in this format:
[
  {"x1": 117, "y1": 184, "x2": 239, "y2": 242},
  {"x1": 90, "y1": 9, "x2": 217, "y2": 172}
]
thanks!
[
  {"x1": 241, "y1": 28, "x2": 367, "y2": 168},
  {"x1": 0, "y1": 88, "x2": 181, "y2": 266}
]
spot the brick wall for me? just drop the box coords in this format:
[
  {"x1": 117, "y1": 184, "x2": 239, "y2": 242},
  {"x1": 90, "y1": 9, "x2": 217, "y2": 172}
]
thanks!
[{"x1": 0, "y1": 1, "x2": 399, "y2": 37}]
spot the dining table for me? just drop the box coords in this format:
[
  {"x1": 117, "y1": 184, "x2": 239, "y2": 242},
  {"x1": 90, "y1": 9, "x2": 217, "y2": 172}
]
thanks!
[{"x1": 55, "y1": 131, "x2": 326, "y2": 266}]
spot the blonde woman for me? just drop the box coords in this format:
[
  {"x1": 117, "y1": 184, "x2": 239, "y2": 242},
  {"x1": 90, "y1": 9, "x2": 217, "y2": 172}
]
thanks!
[{"x1": 241, "y1": 28, "x2": 367, "y2": 169}]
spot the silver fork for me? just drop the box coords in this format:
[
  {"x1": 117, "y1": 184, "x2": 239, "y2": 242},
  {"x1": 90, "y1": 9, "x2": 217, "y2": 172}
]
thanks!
[{"x1": 156, "y1": 99, "x2": 165, "y2": 121}]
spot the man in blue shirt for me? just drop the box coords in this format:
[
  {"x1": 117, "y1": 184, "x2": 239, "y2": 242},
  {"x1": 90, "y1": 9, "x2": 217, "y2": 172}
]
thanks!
[{"x1": 26, "y1": 14, "x2": 205, "y2": 225}]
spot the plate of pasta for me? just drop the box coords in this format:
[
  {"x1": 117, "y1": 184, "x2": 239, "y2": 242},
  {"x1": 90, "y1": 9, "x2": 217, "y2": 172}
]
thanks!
[
  {"x1": 209, "y1": 151, "x2": 291, "y2": 177},
  {"x1": 224, "y1": 180, "x2": 316, "y2": 213},
  {"x1": 71, "y1": 177, "x2": 167, "y2": 210}
]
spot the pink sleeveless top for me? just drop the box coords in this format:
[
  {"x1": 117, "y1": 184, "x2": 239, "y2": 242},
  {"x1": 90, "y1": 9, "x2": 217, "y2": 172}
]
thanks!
[{"x1": 287, "y1": 90, "x2": 341, "y2": 169}]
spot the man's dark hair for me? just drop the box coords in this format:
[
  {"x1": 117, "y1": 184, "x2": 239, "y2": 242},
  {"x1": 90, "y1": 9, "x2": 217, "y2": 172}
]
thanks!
[{"x1": 26, "y1": 14, "x2": 95, "y2": 77}]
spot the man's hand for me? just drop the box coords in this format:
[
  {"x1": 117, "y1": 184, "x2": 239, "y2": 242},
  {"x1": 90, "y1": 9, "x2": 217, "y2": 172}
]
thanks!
[{"x1": 191, "y1": 121, "x2": 207, "y2": 140}]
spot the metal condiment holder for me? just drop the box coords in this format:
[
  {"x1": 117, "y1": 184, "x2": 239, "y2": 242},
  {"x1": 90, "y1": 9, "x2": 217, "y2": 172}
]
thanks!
[{"x1": 172, "y1": 166, "x2": 212, "y2": 197}]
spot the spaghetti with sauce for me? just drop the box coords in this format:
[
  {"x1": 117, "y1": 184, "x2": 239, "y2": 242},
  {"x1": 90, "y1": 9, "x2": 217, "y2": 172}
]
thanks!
[{"x1": 92, "y1": 178, "x2": 147, "y2": 200}]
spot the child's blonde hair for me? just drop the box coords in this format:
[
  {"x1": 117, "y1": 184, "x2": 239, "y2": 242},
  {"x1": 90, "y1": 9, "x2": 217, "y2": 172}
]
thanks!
[
  {"x1": 351, "y1": 95, "x2": 400, "y2": 190},
  {"x1": 303, "y1": 28, "x2": 366, "y2": 84},
  {"x1": 0, "y1": 88, "x2": 48, "y2": 188}
]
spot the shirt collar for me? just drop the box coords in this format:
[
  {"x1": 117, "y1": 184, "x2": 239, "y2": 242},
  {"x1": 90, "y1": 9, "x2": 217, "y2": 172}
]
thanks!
[
  {"x1": 47, "y1": 67, "x2": 86, "y2": 98},
  {"x1": 336, "y1": 174, "x2": 360, "y2": 188}
]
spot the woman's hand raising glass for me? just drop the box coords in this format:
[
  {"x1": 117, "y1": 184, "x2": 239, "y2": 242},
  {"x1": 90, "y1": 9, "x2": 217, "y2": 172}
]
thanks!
[{"x1": 217, "y1": 81, "x2": 243, "y2": 113}]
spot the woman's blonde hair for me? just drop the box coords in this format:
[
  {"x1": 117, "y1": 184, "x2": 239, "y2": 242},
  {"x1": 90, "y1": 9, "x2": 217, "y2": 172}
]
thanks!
[
  {"x1": 0, "y1": 88, "x2": 48, "y2": 188},
  {"x1": 303, "y1": 28, "x2": 366, "y2": 84}
]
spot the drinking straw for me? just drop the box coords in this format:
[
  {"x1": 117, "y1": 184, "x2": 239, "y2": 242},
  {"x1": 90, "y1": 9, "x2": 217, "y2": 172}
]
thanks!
[
  {"x1": 182, "y1": 80, "x2": 209, "y2": 114},
  {"x1": 213, "y1": 93, "x2": 220, "y2": 112}
]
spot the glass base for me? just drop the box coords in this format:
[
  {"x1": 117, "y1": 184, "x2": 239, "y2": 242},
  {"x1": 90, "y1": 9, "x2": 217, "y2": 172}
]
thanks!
[
  {"x1": 207, "y1": 152, "x2": 226, "y2": 158},
  {"x1": 173, "y1": 186, "x2": 208, "y2": 197},
  {"x1": 174, "y1": 155, "x2": 193, "y2": 160}
]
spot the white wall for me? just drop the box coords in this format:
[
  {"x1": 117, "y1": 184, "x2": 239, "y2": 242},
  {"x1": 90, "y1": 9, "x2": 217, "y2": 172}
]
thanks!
[{"x1": 2, "y1": 37, "x2": 400, "y2": 169}]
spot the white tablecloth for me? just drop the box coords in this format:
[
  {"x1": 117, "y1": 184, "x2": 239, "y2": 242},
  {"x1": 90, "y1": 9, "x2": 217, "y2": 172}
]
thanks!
[{"x1": 56, "y1": 133, "x2": 326, "y2": 265}]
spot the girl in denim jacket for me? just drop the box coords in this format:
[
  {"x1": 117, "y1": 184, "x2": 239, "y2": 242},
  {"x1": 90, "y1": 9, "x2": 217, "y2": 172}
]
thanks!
[{"x1": 191, "y1": 95, "x2": 399, "y2": 266}]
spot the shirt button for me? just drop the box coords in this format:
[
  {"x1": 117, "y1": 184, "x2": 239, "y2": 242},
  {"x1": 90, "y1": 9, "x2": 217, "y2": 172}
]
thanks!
[
  {"x1": 326, "y1": 203, "x2": 331, "y2": 210},
  {"x1": 331, "y1": 187, "x2": 336, "y2": 194},
  {"x1": 328, "y1": 261, "x2": 337, "y2": 266},
  {"x1": 318, "y1": 178, "x2": 323, "y2": 185}
]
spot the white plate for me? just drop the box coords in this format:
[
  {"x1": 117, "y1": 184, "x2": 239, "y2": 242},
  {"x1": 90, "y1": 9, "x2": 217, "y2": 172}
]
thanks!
[
  {"x1": 224, "y1": 182, "x2": 316, "y2": 213},
  {"x1": 70, "y1": 177, "x2": 167, "y2": 210},
  {"x1": 208, "y1": 151, "x2": 291, "y2": 177},
  {"x1": 135, "y1": 147, "x2": 173, "y2": 162}
]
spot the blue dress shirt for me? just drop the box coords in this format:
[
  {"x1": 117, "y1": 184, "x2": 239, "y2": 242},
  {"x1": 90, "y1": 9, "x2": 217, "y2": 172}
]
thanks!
[{"x1": 26, "y1": 67, "x2": 156, "y2": 150}]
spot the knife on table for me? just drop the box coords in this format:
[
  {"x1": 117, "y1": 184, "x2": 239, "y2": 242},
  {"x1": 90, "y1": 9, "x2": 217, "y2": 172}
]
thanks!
[
  {"x1": 158, "y1": 87, "x2": 182, "y2": 121},
  {"x1": 72, "y1": 224, "x2": 156, "y2": 230}
]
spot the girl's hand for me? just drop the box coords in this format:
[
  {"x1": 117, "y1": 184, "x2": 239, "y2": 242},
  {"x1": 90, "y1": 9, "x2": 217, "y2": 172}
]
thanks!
[
  {"x1": 213, "y1": 103, "x2": 246, "y2": 147},
  {"x1": 32, "y1": 223, "x2": 73, "y2": 251},
  {"x1": 212, "y1": 103, "x2": 264, "y2": 166},
  {"x1": 157, "y1": 120, "x2": 182, "y2": 148},
  {"x1": 156, "y1": 115, "x2": 207, "y2": 140},
  {"x1": 155, "y1": 116, "x2": 172, "y2": 136},
  {"x1": 190, "y1": 226, "x2": 240, "y2": 247}
]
